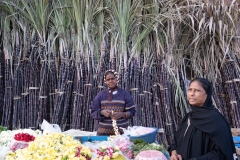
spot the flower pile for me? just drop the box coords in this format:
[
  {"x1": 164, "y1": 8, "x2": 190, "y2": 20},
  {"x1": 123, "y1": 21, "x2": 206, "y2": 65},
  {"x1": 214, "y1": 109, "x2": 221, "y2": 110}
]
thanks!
[
  {"x1": 95, "y1": 145, "x2": 120, "y2": 160},
  {"x1": 0, "y1": 129, "x2": 42, "y2": 160},
  {"x1": 0, "y1": 129, "x2": 41, "y2": 148},
  {"x1": 5, "y1": 133, "x2": 92, "y2": 160}
]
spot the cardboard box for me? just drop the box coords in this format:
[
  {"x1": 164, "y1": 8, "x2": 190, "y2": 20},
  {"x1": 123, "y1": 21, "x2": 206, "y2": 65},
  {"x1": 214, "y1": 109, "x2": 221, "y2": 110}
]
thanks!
[{"x1": 236, "y1": 147, "x2": 240, "y2": 156}]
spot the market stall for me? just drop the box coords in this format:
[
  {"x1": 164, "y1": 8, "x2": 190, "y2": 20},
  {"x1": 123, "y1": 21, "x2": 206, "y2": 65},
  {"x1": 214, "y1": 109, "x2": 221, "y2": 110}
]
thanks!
[{"x1": 0, "y1": 122, "x2": 170, "y2": 160}]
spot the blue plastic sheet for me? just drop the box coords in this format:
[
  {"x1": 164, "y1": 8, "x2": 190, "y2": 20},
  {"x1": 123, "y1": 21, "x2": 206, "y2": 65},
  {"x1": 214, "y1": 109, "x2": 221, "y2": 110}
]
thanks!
[{"x1": 233, "y1": 136, "x2": 240, "y2": 148}]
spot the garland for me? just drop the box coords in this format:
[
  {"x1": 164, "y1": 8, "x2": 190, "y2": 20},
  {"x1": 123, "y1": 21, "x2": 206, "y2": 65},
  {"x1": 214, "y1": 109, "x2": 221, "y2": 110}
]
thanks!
[{"x1": 112, "y1": 111, "x2": 120, "y2": 136}]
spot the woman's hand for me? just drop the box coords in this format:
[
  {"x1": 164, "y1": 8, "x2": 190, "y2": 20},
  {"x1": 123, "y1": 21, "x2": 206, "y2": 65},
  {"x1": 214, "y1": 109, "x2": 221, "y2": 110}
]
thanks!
[
  {"x1": 170, "y1": 150, "x2": 182, "y2": 160},
  {"x1": 111, "y1": 112, "x2": 125, "y2": 120},
  {"x1": 100, "y1": 109, "x2": 112, "y2": 117}
]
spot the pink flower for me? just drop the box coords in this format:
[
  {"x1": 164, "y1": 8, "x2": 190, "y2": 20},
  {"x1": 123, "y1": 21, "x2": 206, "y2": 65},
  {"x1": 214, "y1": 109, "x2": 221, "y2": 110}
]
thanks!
[{"x1": 96, "y1": 146, "x2": 119, "y2": 159}]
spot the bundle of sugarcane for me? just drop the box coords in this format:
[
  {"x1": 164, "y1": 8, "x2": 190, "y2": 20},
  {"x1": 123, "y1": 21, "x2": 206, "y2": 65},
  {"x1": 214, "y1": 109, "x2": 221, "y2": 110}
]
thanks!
[
  {"x1": 1, "y1": 18, "x2": 13, "y2": 129},
  {"x1": 153, "y1": 83, "x2": 168, "y2": 144},
  {"x1": 51, "y1": 55, "x2": 72, "y2": 129},
  {"x1": 222, "y1": 58, "x2": 240, "y2": 128},
  {"x1": 49, "y1": 0, "x2": 74, "y2": 126},
  {"x1": 156, "y1": 58, "x2": 175, "y2": 144},
  {"x1": 212, "y1": 77, "x2": 230, "y2": 122}
]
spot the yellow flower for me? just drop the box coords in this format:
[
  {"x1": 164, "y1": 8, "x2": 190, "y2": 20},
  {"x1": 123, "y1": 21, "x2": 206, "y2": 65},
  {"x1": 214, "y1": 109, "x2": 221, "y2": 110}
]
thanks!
[
  {"x1": 80, "y1": 157, "x2": 87, "y2": 160},
  {"x1": 112, "y1": 152, "x2": 119, "y2": 158},
  {"x1": 114, "y1": 146, "x2": 119, "y2": 150},
  {"x1": 104, "y1": 155, "x2": 110, "y2": 160},
  {"x1": 101, "y1": 145, "x2": 107, "y2": 149}
]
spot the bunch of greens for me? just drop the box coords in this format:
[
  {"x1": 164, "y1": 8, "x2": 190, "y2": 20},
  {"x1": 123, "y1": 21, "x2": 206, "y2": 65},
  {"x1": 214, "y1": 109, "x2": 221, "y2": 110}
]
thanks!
[
  {"x1": 0, "y1": 126, "x2": 7, "y2": 133},
  {"x1": 132, "y1": 140, "x2": 167, "y2": 157}
]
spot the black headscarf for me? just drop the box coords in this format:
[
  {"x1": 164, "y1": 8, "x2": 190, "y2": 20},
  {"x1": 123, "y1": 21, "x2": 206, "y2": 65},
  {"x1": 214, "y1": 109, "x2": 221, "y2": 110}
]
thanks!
[{"x1": 177, "y1": 78, "x2": 236, "y2": 160}]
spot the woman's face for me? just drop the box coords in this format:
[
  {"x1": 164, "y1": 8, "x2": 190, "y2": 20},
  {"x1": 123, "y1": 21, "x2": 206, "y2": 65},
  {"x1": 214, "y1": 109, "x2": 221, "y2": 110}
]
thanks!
[
  {"x1": 187, "y1": 81, "x2": 207, "y2": 107},
  {"x1": 105, "y1": 73, "x2": 117, "y2": 89}
]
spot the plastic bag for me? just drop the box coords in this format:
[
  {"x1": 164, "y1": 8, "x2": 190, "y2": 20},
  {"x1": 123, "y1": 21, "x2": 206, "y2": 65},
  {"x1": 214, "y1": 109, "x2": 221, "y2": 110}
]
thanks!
[
  {"x1": 41, "y1": 119, "x2": 62, "y2": 134},
  {"x1": 113, "y1": 136, "x2": 134, "y2": 159},
  {"x1": 63, "y1": 129, "x2": 96, "y2": 136},
  {"x1": 10, "y1": 140, "x2": 29, "y2": 151},
  {"x1": 122, "y1": 126, "x2": 155, "y2": 136},
  {"x1": 0, "y1": 146, "x2": 9, "y2": 160}
]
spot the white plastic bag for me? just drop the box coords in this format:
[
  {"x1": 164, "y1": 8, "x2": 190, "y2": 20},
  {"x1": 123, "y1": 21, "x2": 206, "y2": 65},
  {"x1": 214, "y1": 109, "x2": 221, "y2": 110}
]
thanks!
[
  {"x1": 41, "y1": 119, "x2": 62, "y2": 134},
  {"x1": 63, "y1": 129, "x2": 96, "y2": 136},
  {"x1": 0, "y1": 146, "x2": 9, "y2": 160}
]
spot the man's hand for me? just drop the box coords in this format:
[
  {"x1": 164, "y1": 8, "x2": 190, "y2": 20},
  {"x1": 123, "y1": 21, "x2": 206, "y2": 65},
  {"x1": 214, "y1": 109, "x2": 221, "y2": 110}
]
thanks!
[{"x1": 100, "y1": 109, "x2": 112, "y2": 117}]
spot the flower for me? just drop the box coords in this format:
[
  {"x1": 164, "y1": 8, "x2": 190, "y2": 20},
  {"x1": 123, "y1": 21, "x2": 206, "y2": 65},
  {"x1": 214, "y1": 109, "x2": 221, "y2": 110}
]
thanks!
[
  {"x1": 112, "y1": 152, "x2": 119, "y2": 158},
  {"x1": 14, "y1": 133, "x2": 35, "y2": 142},
  {"x1": 5, "y1": 133, "x2": 92, "y2": 160},
  {"x1": 95, "y1": 146, "x2": 120, "y2": 160}
]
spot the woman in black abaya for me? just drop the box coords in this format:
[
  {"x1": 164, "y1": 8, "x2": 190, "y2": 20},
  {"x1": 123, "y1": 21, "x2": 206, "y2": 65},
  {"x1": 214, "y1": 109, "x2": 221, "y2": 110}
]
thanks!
[{"x1": 168, "y1": 78, "x2": 236, "y2": 160}]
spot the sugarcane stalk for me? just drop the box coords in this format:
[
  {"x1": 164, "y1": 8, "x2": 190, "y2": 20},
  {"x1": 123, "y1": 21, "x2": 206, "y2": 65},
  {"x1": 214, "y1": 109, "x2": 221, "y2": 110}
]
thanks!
[
  {"x1": 38, "y1": 45, "x2": 49, "y2": 124},
  {"x1": 0, "y1": 49, "x2": 4, "y2": 125},
  {"x1": 49, "y1": 52, "x2": 57, "y2": 121},
  {"x1": 29, "y1": 34, "x2": 40, "y2": 128},
  {"x1": 60, "y1": 59, "x2": 75, "y2": 130},
  {"x1": 1, "y1": 58, "x2": 13, "y2": 128}
]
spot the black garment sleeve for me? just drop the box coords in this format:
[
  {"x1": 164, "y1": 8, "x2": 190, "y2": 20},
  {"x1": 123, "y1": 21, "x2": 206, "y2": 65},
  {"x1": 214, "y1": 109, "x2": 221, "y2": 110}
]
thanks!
[
  {"x1": 189, "y1": 143, "x2": 224, "y2": 160},
  {"x1": 168, "y1": 114, "x2": 190, "y2": 155},
  {"x1": 167, "y1": 131, "x2": 178, "y2": 154}
]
